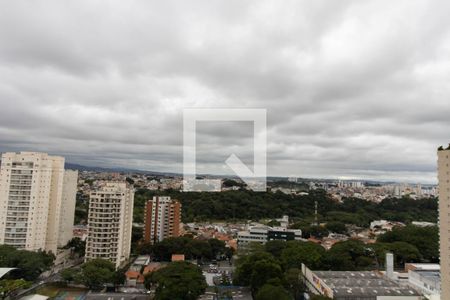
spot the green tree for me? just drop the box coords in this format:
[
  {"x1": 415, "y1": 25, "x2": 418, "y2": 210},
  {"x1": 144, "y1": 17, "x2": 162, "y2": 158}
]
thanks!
[
  {"x1": 234, "y1": 250, "x2": 285, "y2": 295},
  {"x1": 265, "y1": 240, "x2": 287, "y2": 258},
  {"x1": 325, "y1": 240, "x2": 375, "y2": 270},
  {"x1": 79, "y1": 259, "x2": 115, "y2": 289},
  {"x1": 250, "y1": 260, "x2": 284, "y2": 292},
  {"x1": 61, "y1": 268, "x2": 77, "y2": 282},
  {"x1": 280, "y1": 241, "x2": 325, "y2": 270},
  {"x1": 222, "y1": 179, "x2": 244, "y2": 188},
  {"x1": 372, "y1": 242, "x2": 421, "y2": 267},
  {"x1": 145, "y1": 261, "x2": 206, "y2": 300},
  {"x1": 0, "y1": 279, "x2": 31, "y2": 299},
  {"x1": 325, "y1": 221, "x2": 347, "y2": 234},
  {"x1": 138, "y1": 236, "x2": 228, "y2": 262},
  {"x1": 207, "y1": 238, "x2": 227, "y2": 258},
  {"x1": 267, "y1": 220, "x2": 281, "y2": 227},
  {"x1": 131, "y1": 226, "x2": 144, "y2": 254},
  {"x1": 301, "y1": 226, "x2": 329, "y2": 239},
  {"x1": 284, "y1": 268, "x2": 303, "y2": 300},
  {"x1": 189, "y1": 239, "x2": 212, "y2": 260},
  {"x1": 234, "y1": 252, "x2": 278, "y2": 287},
  {"x1": 255, "y1": 284, "x2": 292, "y2": 300},
  {"x1": 137, "y1": 242, "x2": 153, "y2": 255},
  {"x1": 377, "y1": 225, "x2": 438, "y2": 262},
  {"x1": 113, "y1": 265, "x2": 128, "y2": 287},
  {"x1": 65, "y1": 237, "x2": 86, "y2": 256},
  {"x1": 0, "y1": 245, "x2": 55, "y2": 281}
]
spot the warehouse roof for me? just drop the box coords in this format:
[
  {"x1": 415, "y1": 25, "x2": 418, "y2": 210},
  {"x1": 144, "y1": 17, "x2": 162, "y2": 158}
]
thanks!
[{"x1": 312, "y1": 270, "x2": 421, "y2": 297}]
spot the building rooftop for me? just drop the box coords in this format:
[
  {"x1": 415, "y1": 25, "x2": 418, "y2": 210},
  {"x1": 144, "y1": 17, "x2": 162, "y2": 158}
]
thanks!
[
  {"x1": 171, "y1": 254, "x2": 185, "y2": 262},
  {"x1": 20, "y1": 295, "x2": 49, "y2": 300},
  {"x1": 143, "y1": 263, "x2": 163, "y2": 275},
  {"x1": 405, "y1": 263, "x2": 440, "y2": 271},
  {"x1": 133, "y1": 255, "x2": 151, "y2": 266},
  {"x1": 0, "y1": 268, "x2": 16, "y2": 279},
  {"x1": 313, "y1": 271, "x2": 421, "y2": 297},
  {"x1": 413, "y1": 270, "x2": 440, "y2": 281}
]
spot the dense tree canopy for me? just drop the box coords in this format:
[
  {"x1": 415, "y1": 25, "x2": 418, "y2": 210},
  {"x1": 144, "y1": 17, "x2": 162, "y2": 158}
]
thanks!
[
  {"x1": 284, "y1": 268, "x2": 303, "y2": 300},
  {"x1": 0, "y1": 245, "x2": 54, "y2": 281},
  {"x1": 61, "y1": 268, "x2": 78, "y2": 283},
  {"x1": 280, "y1": 241, "x2": 326, "y2": 270},
  {"x1": 324, "y1": 221, "x2": 347, "y2": 234},
  {"x1": 137, "y1": 236, "x2": 231, "y2": 262},
  {"x1": 222, "y1": 179, "x2": 245, "y2": 188},
  {"x1": 145, "y1": 261, "x2": 206, "y2": 300},
  {"x1": 377, "y1": 225, "x2": 438, "y2": 262},
  {"x1": 74, "y1": 259, "x2": 117, "y2": 289},
  {"x1": 324, "y1": 240, "x2": 376, "y2": 270},
  {"x1": 233, "y1": 251, "x2": 284, "y2": 295},
  {"x1": 0, "y1": 279, "x2": 31, "y2": 299},
  {"x1": 297, "y1": 225, "x2": 329, "y2": 239},
  {"x1": 371, "y1": 242, "x2": 421, "y2": 267},
  {"x1": 133, "y1": 188, "x2": 437, "y2": 226},
  {"x1": 255, "y1": 284, "x2": 292, "y2": 300}
]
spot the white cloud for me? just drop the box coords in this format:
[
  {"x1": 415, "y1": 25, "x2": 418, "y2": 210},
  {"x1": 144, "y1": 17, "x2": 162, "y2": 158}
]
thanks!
[{"x1": 0, "y1": 0, "x2": 449, "y2": 183}]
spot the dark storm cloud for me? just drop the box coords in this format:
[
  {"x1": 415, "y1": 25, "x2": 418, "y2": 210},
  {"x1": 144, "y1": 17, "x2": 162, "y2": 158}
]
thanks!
[{"x1": 0, "y1": 0, "x2": 449, "y2": 183}]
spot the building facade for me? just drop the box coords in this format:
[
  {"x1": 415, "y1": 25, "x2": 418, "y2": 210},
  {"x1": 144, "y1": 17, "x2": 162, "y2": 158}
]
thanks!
[
  {"x1": 143, "y1": 196, "x2": 181, "y2": 244},
  {"x1": 438, "y1": 147, "x2": 450, "y2": 299},
  {"x1": 237, "y1": 225, "x2": 302, "y2": 249},
  {"x1": 408, "y1": 269, "x2": 440, "y2": 299},
  {"x1": 85, "y1": 182, "x2": 134, "y2": 268},
  {"x1": 0, "y1": 152, "x2": 77, "y2": 254},
  {"x1": 58, "y1": 170, "x2": 78, "y2": 247}
]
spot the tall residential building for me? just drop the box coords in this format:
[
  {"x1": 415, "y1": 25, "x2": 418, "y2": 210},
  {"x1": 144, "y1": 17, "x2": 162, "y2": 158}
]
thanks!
[
  {"x1": 58, "y1": 170, "x2": 78, "y2": 247},
  {"x1": 438, "y1": 146, "x2": 450, "y2": 299},
  {"x1": 144, "y1": 196, "x2": 181, "y2": 244},
  {"x1": 0, "y1": 152, "x2": 77, "y2": 254},
  {"x1": 85, "y1": 182, "x2": 134, "y2": 268}
]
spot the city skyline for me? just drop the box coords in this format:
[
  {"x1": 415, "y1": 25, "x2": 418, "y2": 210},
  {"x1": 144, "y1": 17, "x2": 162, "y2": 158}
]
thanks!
[
  {"x1": 0, "y1": 153, "x2": 441, "y2": 185},
  {"x1": 1, "y1": 1, "x2": 449, "y2": 184}
]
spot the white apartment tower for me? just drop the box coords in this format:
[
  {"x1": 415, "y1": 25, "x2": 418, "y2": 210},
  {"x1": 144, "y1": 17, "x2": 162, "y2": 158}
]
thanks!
[
  {"x1": 58, "y1": 170, "x2": 78, "y2": 247},
  {"x1": 0, "y1": 152, "x2": 78, "y2": 254},
  {"x1": 438, "y1": 146, "x2": 450, "y2": 299},
  {"x1": 85, "y1": 182, "x2": 134, "y2": 269}
]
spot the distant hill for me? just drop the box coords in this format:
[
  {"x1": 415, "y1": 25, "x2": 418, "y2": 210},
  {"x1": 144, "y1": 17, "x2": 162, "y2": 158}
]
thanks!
[{"x1": 64, "y1": 162, "x2": 179, "y2": 176}]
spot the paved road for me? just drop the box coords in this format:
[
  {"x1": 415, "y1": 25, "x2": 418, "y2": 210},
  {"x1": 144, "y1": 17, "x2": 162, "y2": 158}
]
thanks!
[{"x1": 199, "y1": 287, "x2": 252, "y2": 300}]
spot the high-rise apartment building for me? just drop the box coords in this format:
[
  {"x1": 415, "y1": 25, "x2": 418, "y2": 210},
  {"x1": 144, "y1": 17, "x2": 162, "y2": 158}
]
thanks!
[
  {"x1": 58, "y1": 170, "x2": 78, "y2": 247},
  {"x1": 144, "y1": 196, "x2": 181, "y2": 244},
  {"x1": 0, "y1": 152, "x2": 77, "y2": 254},
  {"x1": 438, "y1": 146, "x2": 450, "y2": 299},
  {"x1": 85, "y1": 182, "x2": 134, "y2": 268}
]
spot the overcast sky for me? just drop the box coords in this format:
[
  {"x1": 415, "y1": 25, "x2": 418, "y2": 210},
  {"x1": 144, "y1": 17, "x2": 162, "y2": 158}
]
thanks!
[{"x1": 0, "y1": 1, "x2": 449, "y2": 183}]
